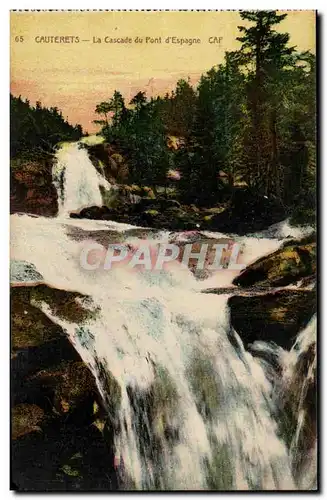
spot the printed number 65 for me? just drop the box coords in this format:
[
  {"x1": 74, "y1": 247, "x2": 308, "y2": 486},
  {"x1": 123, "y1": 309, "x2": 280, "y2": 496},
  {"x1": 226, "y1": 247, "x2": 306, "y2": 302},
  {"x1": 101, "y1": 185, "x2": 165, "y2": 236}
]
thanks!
[{"x1": 15, "y1": 36, "x2": 24, "y2": 42}]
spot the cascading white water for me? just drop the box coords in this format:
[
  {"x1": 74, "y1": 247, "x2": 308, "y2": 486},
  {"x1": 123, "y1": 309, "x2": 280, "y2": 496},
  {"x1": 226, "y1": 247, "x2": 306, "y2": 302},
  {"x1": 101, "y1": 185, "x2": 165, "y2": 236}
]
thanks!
[
  {"x1": 53, "y1": 140, "x2": 112, "y2": 217},
  {"x1": 11, "y1": 212, "x2": 303, "y2": 490},
  {"x1": 10, "y1": 140, "x2": 316, "y2": 490},
  {"x1": 278, "y1": 316, "x2": 317, "y2": 490}
]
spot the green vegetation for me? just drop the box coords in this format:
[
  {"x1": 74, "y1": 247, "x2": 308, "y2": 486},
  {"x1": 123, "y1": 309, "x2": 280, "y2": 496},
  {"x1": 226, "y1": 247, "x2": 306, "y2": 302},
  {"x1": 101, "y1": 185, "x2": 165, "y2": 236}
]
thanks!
[
  {"x1": 10, "y1": 94, "x2": 83, "y2": 159},
  {"x1": 94, "y1": 11, "x2": 315, "y2": 224}
]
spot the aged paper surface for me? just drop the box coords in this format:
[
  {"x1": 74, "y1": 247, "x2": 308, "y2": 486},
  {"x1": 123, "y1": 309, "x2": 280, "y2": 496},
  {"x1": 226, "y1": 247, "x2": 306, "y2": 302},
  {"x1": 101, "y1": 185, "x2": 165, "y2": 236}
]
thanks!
[{"x1": 10, "y1": 10, "x2": 317, "y2": 491}]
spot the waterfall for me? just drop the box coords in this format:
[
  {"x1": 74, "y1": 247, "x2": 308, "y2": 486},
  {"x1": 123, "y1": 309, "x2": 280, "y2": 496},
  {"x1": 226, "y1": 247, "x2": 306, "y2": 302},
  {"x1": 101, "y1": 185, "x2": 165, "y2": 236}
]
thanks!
[
  {"x1": 10, "y1": 140, "x2": 316, "y2": 490},
  {"x1": 12, "y1": 212, "x2": 314, "y2": 490},
  {"x1": 52, "y1": 140, "x2": 112, "y2": 217}
]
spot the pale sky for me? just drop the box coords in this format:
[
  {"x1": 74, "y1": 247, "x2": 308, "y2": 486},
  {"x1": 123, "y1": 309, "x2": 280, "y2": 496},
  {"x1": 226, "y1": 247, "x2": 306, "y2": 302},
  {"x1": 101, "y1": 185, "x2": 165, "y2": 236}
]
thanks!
[{"x1": 11, "y1": 10, "x2": 316, "y2": 132}]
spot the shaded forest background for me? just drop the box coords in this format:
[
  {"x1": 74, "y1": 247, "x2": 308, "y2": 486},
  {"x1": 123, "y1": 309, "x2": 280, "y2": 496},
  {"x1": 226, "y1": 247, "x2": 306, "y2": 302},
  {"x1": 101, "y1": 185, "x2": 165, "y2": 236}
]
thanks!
[
  {"x1": 10, "y1": 11, "x2": 316, "y2": 225},
  {"x1": 10, "y1": 97, "x2": 83, "y2": 158}
]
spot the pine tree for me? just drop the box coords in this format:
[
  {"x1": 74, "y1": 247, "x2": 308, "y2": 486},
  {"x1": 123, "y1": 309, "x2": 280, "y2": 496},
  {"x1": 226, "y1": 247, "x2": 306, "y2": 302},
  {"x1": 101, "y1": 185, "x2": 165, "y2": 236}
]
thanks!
[{"x1": 235, "y1": 10, "x2": 296, "y2": 197}]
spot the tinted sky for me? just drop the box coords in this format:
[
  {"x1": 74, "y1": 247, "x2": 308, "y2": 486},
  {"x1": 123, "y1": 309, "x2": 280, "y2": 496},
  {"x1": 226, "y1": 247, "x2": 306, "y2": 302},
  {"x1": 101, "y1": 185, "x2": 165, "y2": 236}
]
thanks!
[{"x1": 11, "y1": 10, "x2": 315, "y2": 133}]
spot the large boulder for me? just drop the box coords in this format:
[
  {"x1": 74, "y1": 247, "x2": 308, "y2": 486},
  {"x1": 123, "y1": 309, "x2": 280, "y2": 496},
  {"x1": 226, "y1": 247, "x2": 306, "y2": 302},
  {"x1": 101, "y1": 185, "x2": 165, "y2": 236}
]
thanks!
[
  {"x1": 11, "y1": 285, "x2": 97, "y2": 407},
  {"x1": 228, "y1": 289, "x2": 316, "y2": 350},
  {"x1": 233, "y1": 238, "x2": 316, "y2": 288},
  {"x1": 11, "y1": 283, "x2": 119, "y2": 491},
  {"x1": 70, "y1": 205, "x2": 113, "y2": 220}
]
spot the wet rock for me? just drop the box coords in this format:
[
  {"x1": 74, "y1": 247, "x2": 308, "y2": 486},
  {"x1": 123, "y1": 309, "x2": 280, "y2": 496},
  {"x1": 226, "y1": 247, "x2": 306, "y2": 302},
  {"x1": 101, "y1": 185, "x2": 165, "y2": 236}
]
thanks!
[
  {"x1": 10, "y1": 260, "x2": 44, "y2": 285},
  {"x1": 11, "y1": 284, "x2": 100, "y2": 416},
  {"x1": 94, "y1": 356, "x2": 121, "y2": 416},
  {"x1": 70, "y1": 205, "x2": 113, "y2": 220},
  {"x1": 11, "y1": 287, "x2": 64, "y2": 349},
  {"x1": 11, "y1": 285, "x2": 98, "y2": 351},
  {"x1": 87, "y1": 142, "x2": 129, "y2": 183},
  {"x1": 280, "y1": 329, "x2": 317, "y2": 483},
  {"x1": 126, "y1": 364, "x2": 180, "y2": 469},
  {"x1": 11, "y1": 284, "x2": 117, "y2": 491},
  {"x1": 69, "y1": 198, "x2": 204, "y2": 230},
  {"x1": 134, "y1": 204, "x2": 202, "y2": 231},
  {"x1": 29, "y1": 284, "x2": 99, "y2": 324},
  {"x1": 67, "y1": 185, "x2": 287, "y2": 235},
  {"x1": 233, "y1": 239, "x2": 316, "y2": 288},
  {"x1": 228, "y1": 289, "x2": 316, "y2": 350}
]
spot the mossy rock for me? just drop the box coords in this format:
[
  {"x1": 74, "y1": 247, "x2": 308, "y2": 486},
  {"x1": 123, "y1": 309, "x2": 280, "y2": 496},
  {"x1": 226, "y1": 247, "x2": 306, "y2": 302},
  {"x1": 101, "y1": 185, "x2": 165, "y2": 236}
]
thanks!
[
  {"x1": 11, "y1": 287, "x2": 64, "y2": 349},
  {"x1": 233, "y1": 240, "x2": 316, "y2": 288},
  {"x1": 29, "y1": 284, "x2": 99, "y2": 324},
  {"x1": 120, "y1": 184, "x2": 155, "y2": 199},
  {"x1": 12, "y1": 403, "x2": 45, "y2": 440},
  {"x1": 99, "y1": 184, "x2": 119, "y2": 209},
  {"x1": 123, "y1": 184, "x2": 142, "y2": 194},
  {"x1": 144, "y1": 209, "x2": 160, "y2": 217},
  {"x1": 141, "y1": 186, "x2": 155, "y2": 199},
  {"x1": 229, "y1": 289, "x2": 316, "y2": 349}
]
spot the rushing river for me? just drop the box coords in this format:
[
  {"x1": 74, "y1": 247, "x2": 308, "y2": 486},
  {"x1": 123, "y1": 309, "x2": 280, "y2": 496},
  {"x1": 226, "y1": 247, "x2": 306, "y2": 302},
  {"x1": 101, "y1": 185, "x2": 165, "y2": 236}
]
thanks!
[{"x1": 10, "y1": 138, "x2": 316, "y2": 490}]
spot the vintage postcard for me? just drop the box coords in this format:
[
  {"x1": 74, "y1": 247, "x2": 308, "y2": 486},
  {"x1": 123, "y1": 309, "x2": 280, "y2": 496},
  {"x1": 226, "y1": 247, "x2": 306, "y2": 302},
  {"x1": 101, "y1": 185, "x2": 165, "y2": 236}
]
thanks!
[{"x1": 10, "y1": 10, "x2": 317, "y2": 491}]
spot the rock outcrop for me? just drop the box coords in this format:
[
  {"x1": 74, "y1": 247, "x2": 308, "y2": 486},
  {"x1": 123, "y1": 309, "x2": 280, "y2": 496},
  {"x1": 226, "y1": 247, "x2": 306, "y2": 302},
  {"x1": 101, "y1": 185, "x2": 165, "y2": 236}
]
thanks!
[
  {"x1": 228, "y1": 289, "x2": 316, "y2": 350},
  {"x1": 10, "y1": 158, "x2": 58, "y2": 216},
  {"x1": 11, "y1": 284, "x2": 117, "y2": 491},
  {"x1": 227, "y1": 233, "x2": 316, "y2": 350},
  {"x1": 233, "y1": 237, "x2": 316, "y2": 288},
  {"x1": 68, "y1": 186, "x2": 288, "y2": 235},
  {"x1": 87, "y1": 142, "x2": 129, "y2": 183}
]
